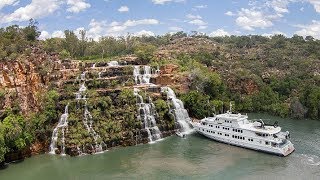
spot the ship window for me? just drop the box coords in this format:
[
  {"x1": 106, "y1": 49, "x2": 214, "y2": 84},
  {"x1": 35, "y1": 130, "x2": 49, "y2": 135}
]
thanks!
[
  {"x1": 243, "y1": 137, "x2": 245, "y2": 140},
  {"x1": 265, "y1": 141, "x2": 269, "y2": 145}
]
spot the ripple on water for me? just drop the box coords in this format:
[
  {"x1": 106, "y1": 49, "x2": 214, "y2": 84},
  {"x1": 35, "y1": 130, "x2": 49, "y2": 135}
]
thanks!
[{"x1": 298, "y1": 154, "x2": 320, "y2": 166}]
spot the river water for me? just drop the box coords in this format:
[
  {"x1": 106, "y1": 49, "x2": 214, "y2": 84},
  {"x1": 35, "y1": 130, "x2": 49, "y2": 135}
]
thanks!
[{"x1": 0, "y1": 114, "x2": 319, "y2": 180}]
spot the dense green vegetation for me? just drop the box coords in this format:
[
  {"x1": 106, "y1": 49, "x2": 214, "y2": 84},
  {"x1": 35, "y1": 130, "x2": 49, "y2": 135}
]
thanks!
[
  {"x1": 0, "y1": 19, "x2": 40, "y2": 61},
  {"x1": 0, "y1": 89, "x2": 59, "y2": 163},
  {"x1": 0, "y1": 22, "x2": 320, "y2": 163}
]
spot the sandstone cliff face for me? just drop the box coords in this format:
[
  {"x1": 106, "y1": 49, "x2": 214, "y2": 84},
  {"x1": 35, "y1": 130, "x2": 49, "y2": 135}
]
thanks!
[
  {"x1": 0, "y1": 48, "x2": 87, "y2": 116},
  {"x1": 0, "y1": 48, "x2": 56, "y2": 115},
  {"x1": 155, "y1": 64, "x2": 190, "y2": 93},
  {"x1": 1, "y1": 47, "x2": 190, "y2": 158}
]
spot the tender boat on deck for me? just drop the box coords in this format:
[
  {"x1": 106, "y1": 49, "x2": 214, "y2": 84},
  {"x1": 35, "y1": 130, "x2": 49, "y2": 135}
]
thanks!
[{"x1": 192, "y1": 112, "x2": 295, "y2": 156}]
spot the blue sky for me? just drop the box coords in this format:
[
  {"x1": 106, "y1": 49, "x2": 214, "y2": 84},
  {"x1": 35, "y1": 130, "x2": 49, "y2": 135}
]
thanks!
[{"x1": 0, "y1": 0, "x2": 319, "y2": 40}]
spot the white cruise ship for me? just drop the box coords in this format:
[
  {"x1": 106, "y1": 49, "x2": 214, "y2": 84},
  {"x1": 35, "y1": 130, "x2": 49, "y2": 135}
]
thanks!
[{"x1": 192, "y1": 112, "x2": 295, "y2": 156}]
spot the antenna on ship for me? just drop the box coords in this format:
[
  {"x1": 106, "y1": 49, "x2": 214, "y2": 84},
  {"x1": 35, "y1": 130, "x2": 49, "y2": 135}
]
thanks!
[{"x1": 229, "y1": 102, "x2": 232, "y2": 113}]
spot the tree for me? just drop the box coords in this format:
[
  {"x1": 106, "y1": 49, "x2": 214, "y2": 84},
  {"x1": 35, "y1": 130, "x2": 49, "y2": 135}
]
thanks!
[
  {"x1": 134, "y1": 43, "x2": 156, "y2": 62},
  {"x1": 64, "y1": 30, "x2": 79, "y2": 57},
  {"x1": 182, "y1": 91, "x2": 211, "y2": 118},
  {"x1": 2, "y1": 114, "x2": 32, "y2": 151},
  {"x1": 0, "y1": 122, "x2": 8, "y2": 163},
  {"x1": 78, "y1": 29, "x2": 87, "y2": 57},
  {"x1": 23, "y1": 19, "x2": 40, "y2": 41}
]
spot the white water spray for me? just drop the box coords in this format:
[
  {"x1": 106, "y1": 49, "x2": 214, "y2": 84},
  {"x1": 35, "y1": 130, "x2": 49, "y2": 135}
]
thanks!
[
  {"x1": 108, "y1": 61, "x2": 119, "y2": 66},
  {"x1": 133, "y1": 66, "x2": 153, "y2": 85},
  {"x1": 134, "y1": 88, "x2": 162, "y2": 143},
  {"x1": 161, "y1": 87, "x2": 193, "y2": 135},
  {"x1": 49, "y1": 105, "x2": 69, "y2": 155}
]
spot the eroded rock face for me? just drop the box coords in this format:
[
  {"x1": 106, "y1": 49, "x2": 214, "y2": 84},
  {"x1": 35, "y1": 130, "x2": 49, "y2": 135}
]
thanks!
[
  {"x1": 1, "y1": 52, "x2": 184, "y2": 158},
  {"x1": 160, "y1": 64, "x2": 179, "y2": 74},
  {"x1": 155, "y1": 64, "x2": 189, "y2": 93},
  {"x1": 226, "y1": 77, "x2": 259, "y2": 95}
]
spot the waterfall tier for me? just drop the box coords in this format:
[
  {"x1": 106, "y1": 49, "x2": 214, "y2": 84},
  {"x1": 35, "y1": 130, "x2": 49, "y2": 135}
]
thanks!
[
  {"x1": 49, "y1": 105, "x2": 69, "y2": 155},
  {"x1": 133, "y1": 66, "x2": 154, "y2": 85},
  {"x1": 161, "y1": 87, "x2": 193, "y2": 135},
  {"x1": 134, "y1": 88, "x2": 162, "y2": 143}
]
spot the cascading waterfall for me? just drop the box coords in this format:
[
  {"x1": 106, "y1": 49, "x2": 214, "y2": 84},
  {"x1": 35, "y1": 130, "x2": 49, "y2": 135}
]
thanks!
[
  {"x1": 78, "y1": 73, "x2": 104, "y2": 154},
  {"x1": 83, "y1": 101, "x2": 103, "y2": 153},
  {"x1": 155, "y1": 66, "x2": 161, "y2": 74},
  {"x1": 134, "y1": 88, "x2": 162, "y2": 143},
  {"x1": 161, "y1": 87, "x2": 193, "y2": 134},
  {"x1": 92, "y1": 63, "x2": 96, "y2": 68},
  {"x1": 80, "y1": 71, "x2": 86, "y2": 81},
  {"x1": 75, "y1": 83, "x2": 87, "y2": 100},
  {"x1": 108, "y1": 61, "x2": 119, "y2": 66},
  {"x1": 133, "y1": 66, "x2": 153, "y2": 85},
  {"x1": 49, "y1": 104, "x2": 69, "y2": 155}
]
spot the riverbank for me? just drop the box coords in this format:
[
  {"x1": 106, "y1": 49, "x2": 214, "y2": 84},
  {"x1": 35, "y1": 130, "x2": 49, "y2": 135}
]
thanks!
[{"x1": 0, "y1": 114, "x2": 319, "y2": 179}]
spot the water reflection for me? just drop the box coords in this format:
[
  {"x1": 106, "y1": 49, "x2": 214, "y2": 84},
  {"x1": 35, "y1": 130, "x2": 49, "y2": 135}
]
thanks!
[{"x1": 0, "y1": 114, "x2": 319, "y2": 180}]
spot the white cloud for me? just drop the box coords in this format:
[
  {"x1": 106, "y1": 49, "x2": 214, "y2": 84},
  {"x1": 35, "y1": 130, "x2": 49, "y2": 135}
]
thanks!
[
  {"x1": 198, "y1": 26, "x2": 207, "y2": 30},
  {"x1": 52, "y1": 30, "x2": 65, "y2": 38},
  {"x1": 262, "y1": 30, "x2": 287, "y2": 37},
  {"x1": 194, "y1": 5, "x2": 207, "y2": 9},
  {"x1": 295, "y1": 20, "x2": 320, "y2": 39},
  {"x1": 231, "y1": 0, "x2": 297, "y2": 31},
  {"x1": 87, "y1": 19, "x2": 108, "y2": 40},
  {"x1": 39, "y1": 30, "x2": 50, "y2": 40},
  {"x1": 75, "y1": 27, "x2": 85, "y2": 39},
  {"x1": 0, "y1": 0, "x2": 19, "y2": 10},
  {"x1": 236, "y1": 8, "x2": 273, "y2": 31},
  {"x1": 38, "y1": 30, "x2": 65, "y2": 39},
  {"x1": 118, "y1": 6, "x2": 129, "y2": 12},
  {"x1": 66, "y1": 0, "x2": 91, "y2": 13},
  {"x1": 188, "y1": 19, "x2": 207, "y2": 26},
  {"x1": 124, "y1": 19, "x2": 159, "y2": 27},
  {"x1": 152, "y1": 0, "x2": 185, "y2": 5},
  {"x1": 225, "y1": 11, "x2": 235, "y2": 16},
  {"x1": 266, "y1": 0, "x2": 290, "y2": 14},
  {"x1": 134, "y1": 30, "x2": 155, "y2": 37},
  {"x1": 308, "y1": 0, "x2": 320, "y2": 13},
  {"x1": 169, "y1": 26, "x2": 183, "y2": 31},
  {"x1": 84, "y1": 18, "x2": 159, "y2": 40},
  {"x1": 0, "y1": 0, "x2": 62, "y2": 23},
  {"x1": 209, "y1": 29, "x2": 230, "y2": 37},
  {"x1": 186, "y1": 14, "x2": 202, "y2": 19}
]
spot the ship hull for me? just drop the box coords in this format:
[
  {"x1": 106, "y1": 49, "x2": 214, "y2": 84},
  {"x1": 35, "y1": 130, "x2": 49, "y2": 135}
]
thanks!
[{"x1": 195, "y1": 126, "x2": 295, "y2": 157}]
